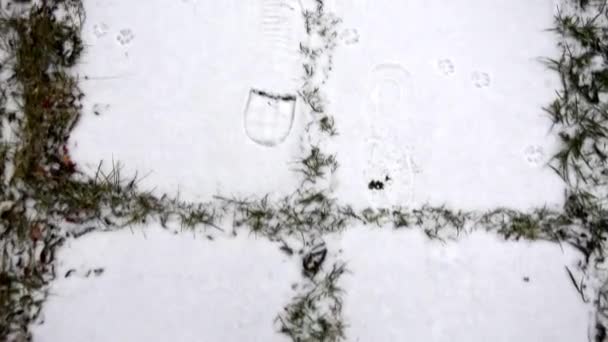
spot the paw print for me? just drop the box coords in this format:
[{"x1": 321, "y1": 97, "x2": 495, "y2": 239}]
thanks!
[
  {"x1": 340, "y1": 28, "x2": 359, "y2": 45},
  {"x1": 93, "y1": 23, "x2": 109, "y2": 38},
  {"x1": 92, "y1": 103, "x2": 110, "y2": 116},
  {"x1": 116, "y1": 29, "x2": 135, "y2": 46},
  {"x1": 437, "y1": 59, "x2": 455, "y2": 76},
  {"x1": 471, "y1": 71, "x2": 490, "y2": 88},
  {"x1": 524, "y1": 145, "x2": 545, "y2": 167}
]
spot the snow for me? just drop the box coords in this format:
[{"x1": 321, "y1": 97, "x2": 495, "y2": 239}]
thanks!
[
  {"x1": 71, "y1": 0, "x2": 564, "y2": 210},
  {"x1": 35, "y1": 0, "x2": 594, "y2": 340},
  {"x1": 32, "y1": 228, "x2": 590, "y2": 342},
  {"x1": 328, "y1": 0, "x2": 564, "y2": 210},
  {"x1": 31, "y1": 226, "x2": 298, "y2": 342},
  {"x1": 72, "y1": 0, "x2": 307, "y2": 202},
  {"x1": 337, "y1": 228, "x2": 590, "y2": 341}
]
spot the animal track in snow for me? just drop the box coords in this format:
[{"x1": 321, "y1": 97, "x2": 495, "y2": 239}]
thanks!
[
  {"x1": 524, "y1": 145, "x2": 545, "y2": 167},
  {"x1": 244, "y1": 89, "x2": 296, "y2": 147},
  {"x1": 471, "y1": 71, "x2": 491, "y2": 88},
  {"x1": 93, "y1": 23, "x2": 109, "y2": 38},
  {"x1": 437, "y1": 59, "x2": 455, "y2": 76},
  {"x1": 340, "y1": 28, "x2": 359, "y2": 45},
  {"x1": 116, "y1": 29, "x2": 135, "y2": 46},
  {"x1": 92, "y1": 103, "x2": 110, "y2": 116}
]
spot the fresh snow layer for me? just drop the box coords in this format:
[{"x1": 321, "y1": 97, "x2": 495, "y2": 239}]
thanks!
[
  {"x1": 72, "y1": 0, "x2": 307, "y2": 202},
  {"x1": 71, "y1": 0, "x2": 564, "y2": 210},
  {"x1": 33, "y1": 228, "x2": 590, "y2": 341},
  {"x1": 49, "y1": 0, "x2": 591, "y2": 341},
  {"x1": 31, "y1": 226, "x2": 298, "y2": 342},
  {"x1": 337, "y1": 229, "x2": 590, "y2": 342},
  {"x1": 328, "y1": 0, "x2": 564, "y2": 210}
]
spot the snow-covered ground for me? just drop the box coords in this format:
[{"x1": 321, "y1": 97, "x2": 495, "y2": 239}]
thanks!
[
  {"x1": 329, "y1": 0, "x2": 563, "y2": 210},
  {"x1": 71, "y1": 0, "x2": 563, "y2": 210},
  {"x1": 338, "y1": 229, "x2": 589, "y2": 341},
  {"x1": 72, "y1": 0, "x2": 307, "y2": 202},
  {"x1": 32, "y1": 228, "x2": 590, "y2": 341},
  {"x1": 36, "y1": 0, "x2": 593, "y2": 341},
  {"x1": 31, "y1": 227, "x2": 299, "y2": 342}
]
